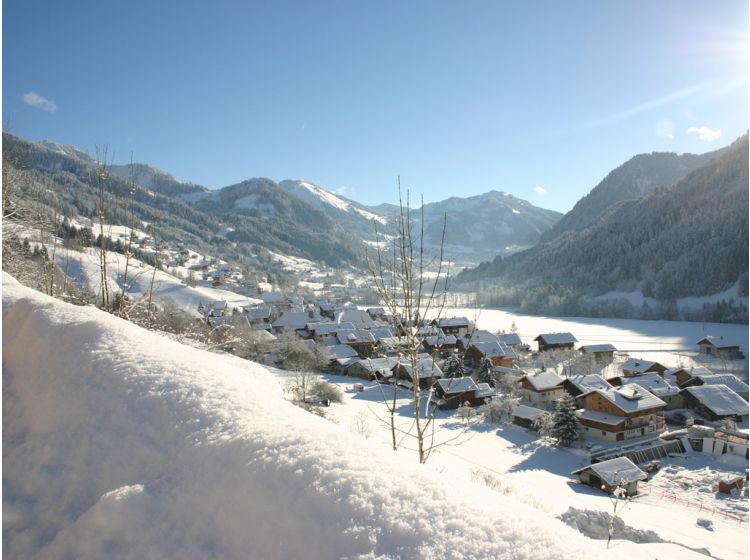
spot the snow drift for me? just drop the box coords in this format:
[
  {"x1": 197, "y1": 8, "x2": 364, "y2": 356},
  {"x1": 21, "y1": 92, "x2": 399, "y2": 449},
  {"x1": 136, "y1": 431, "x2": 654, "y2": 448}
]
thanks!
[{"x1": 3, "y1": 273, "x2": 602, "y2": 559}]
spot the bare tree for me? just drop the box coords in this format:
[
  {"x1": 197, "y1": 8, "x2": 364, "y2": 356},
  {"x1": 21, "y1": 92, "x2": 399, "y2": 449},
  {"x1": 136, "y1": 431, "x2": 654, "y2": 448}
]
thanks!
[
  {"x1": 93, "y1": 146, "x2": 113, "y2": 310},
  {"x1": 366, "y1": 180, "x2": 452, "y2": 463}
]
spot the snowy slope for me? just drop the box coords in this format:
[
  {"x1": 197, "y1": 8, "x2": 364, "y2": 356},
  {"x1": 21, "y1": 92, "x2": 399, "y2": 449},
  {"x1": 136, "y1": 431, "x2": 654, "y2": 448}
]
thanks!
[
  {"x1": 3, "y1": 274, "x2": 612, "y2": 560},
  {"x1": 279, "y1": 179, "x2": 388, "y2": 225}
]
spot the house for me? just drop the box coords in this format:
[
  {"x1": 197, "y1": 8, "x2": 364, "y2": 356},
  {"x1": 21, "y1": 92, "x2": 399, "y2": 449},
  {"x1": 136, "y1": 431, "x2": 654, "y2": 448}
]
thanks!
[
  {"x1": 422, "y1": 332, "x2": 458, "y2": 353},
  {"x1": 519, "y1": 372, "x2": 565, "y2": 408},
  {"x1": 677, "y1": 372, "x2": 749, "y2": 401},
  {"x1": 244, "y1": 305, "x2": 274, "y2": 324},
  {"x1": 578, "y1": 344, "x2": 617, "y2": 364},
  {"x1": 459, "y1": 329, "x2": 501, "y2": 351},
  {"x1": 433, "y1": 377, "x2": 493, "y2": 410},
  {"x1": 680, "y1": 385, "x2": 749, "y2": 422},
  {"x1": 572, "y1": 457, "x2": 647, "y2": 496},
  {"x1": 345, "y1": 357, "x2": 399, "y2": 380},
  {"x1": 575, "y1": 385, "x2": 666, "y2": 442},
  {"x1": 614, "y1": 374, "x2": 682, "y2": 409},
  {"x1": 464, "y1": 341, "x2": 513, "y2": 368},
  {"x1": 336, "y1": 329, "x2": 377, "y2": 358},
  {"x1": 534, "y1": 332, "x2": 577, "y2": 352},
  {"x1": 392, "y1": 356, "x2": 444, "y2": 389},
  {"x1": 619, "y1": 358, "x2": 666, "y2": 377},
  {"x1": 324, "y1": 344, "x2": 359, "y2": 362},
  {"x1": 272, "y1": 310, "x2": 323, "y2": 333},
  {"x1": 377, "y1": 336, "x2": 409, "y2": 356},
  {"x1": 563, "y1": 374, "x2": 613, "y2": 399},
  {"x1": 366, "y1": 307, "x2": 386, "y2": 321},
  {"x1": 696, "y1": 336, "x2": 745, "y2": 359},
  {"x1": 436, "y1": 317, "x2": 471, "y2": 337},
  {"x1": 497, "y1": 333, "x2": 523, "y2": 348},
  {"x1": 307, "y1": 321, "x2": 355, "y2": 342},
  {"x1": 336, "y1": 309, "x2": 377, "y2": 329},
  {"x1": 198, "y1": 300, "x2": 229, "y2": 318},
  {"x1": 512, "y1": 404, "x2": 547, "y2": 430}
]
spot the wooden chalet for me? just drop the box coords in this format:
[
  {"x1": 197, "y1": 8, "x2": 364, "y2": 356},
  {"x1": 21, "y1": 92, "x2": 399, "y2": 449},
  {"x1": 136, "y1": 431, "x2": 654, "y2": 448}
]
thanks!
[
  {"x1": 680, "y1": 385, "x2": 749, "y2": 422},
  {"x1": 433, "y1": 377, "x2": 494, "y2": 410},
  {"x1": 619, "y1": 358, "x2": 666, "y2": 377},
  {"x1": 336, "y1": 329, "x2": 377, "y2": 358},
  {"x1": 676, "y1": 370, "x2": 749, "y2": 401},
  {"x1": 578, "y1": 344, "x2": 617, "y2": 364},
  {"x1": 534, "y1": 332, "x2": 577, "y2": 352},
  {"x1": 519, "y1": 372, "x2": 565, "y2": 408},
  {"x1": 572, "y1": 457, "x2": 647, "y2": 496},
  {"x1": 464, "y1": 341, "x2": 513, "y2": 368},
  {"x1": 696, "y1": 336, "x2": 745, "y2": 360},
  {"x1": 392, "y1": 356, "x2": 444, "y2": 389},
  {"x1": 436, "y1": 317, "x2": 471, "y2": 337}
]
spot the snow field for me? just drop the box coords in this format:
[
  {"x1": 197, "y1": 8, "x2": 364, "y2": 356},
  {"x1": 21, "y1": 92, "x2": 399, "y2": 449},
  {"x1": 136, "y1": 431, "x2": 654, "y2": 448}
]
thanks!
[{"x1": 4, "y1": 274, "x2": 611, "y2": 560}]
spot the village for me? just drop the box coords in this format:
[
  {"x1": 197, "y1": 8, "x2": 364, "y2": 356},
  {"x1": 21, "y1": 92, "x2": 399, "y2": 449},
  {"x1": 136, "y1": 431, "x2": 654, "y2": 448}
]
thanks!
[{"x1": 197, "y1": 291, "x2": 750, "y2": 508}]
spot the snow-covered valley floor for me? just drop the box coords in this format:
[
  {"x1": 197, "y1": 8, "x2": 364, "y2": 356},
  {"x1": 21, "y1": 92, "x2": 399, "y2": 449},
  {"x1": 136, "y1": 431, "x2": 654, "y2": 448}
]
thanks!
[{"x1": 3, "y1": 275, "x2": 747, "y2": 559}]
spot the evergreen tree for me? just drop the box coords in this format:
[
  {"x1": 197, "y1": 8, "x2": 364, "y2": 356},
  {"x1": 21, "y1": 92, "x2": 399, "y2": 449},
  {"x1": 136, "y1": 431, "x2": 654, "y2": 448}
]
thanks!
[
  {"x1": 443, "y1": 355, "x2": 465, "y2": 378},
  {"x1": 476, "y1": 358, "x2": 495, "y2": 386},
  {"x1": 551, "y1": 394, "x2": 579, "y2": 446}
]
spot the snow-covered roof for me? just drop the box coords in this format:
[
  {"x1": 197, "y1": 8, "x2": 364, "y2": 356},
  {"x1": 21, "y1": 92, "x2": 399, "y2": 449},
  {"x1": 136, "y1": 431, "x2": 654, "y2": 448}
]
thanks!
[
  {"x1": 370, "y1": 326, "x2": 395, "y2": 340},
  {"x1": 524, "y1": 372, "x2": 564, "y2": 391},
  {"x1": 336, "y1": 329, "x2": 376, "y2": 345},
  {"x1": 575, "y1": 409, "x2": 627, "y2": 426},
  {"x1": 591, "y1": 384, "x2": 666, "y2": 413},
  {"x1": 438, "y1": 317, "x2": 470, "y2": 328},
  {"x1": 475, "y1": 383, "x2": 495, "y2": 398},
  {"x1": 335, "y1": 309, "x2": 377, "y2": 329},
  {"x1": 566, "y1": 374, "x2": 612, "y2": 393},
  {"x1": 572, "y1": 457, "x2": 647, "y2": 486},
  {"x1": 620, "y1": 358, "x2": 664, "y2": 374},
  {"x1": 469, "y1": 341, "x2": 508, "y2": 358},
  {"x1": 692, "y1": 373, "x2": 749, "y2": 394},
  {"x1": 535, "y1": 332, "x2": 577, "y2": 344},
  {"x1": 396, "y1": 357, "x2": 444, "y2": 379},
  {"x1": 696, "y1": 335, "x2": 742, "y2": 349},
  {"x1": 325, "y1": 344, "x2": 359, "y2": 360},
  {"x1": 497, "y1": 333, "x2": 522, "y2": 346},
  {"x1": 245, "y1": 306, "x2": 272, "y2": 320},
  {"x1": 513, "y1": 404, "x2": 546, "y2": 421},
  {"x1": 366, "y1": 307, "x2": 385, "y2": 316},
  {"x1": 424, "y1": 334, "x2": 458, "y2": 347},
  {"x1": 618, "y1": 374, "x2": 679, "y2": 398},
  {"x1": 352, "y1": 357, "x2": 399, "y2": 373},
  {"x1": 273, "y1": 311, "x2": 323, "y2": 330},
  {"x1": 436, "y1": 377, "x2": 478, "y2": 395},
  {"x1": 683, "y1": 385, "x2": 749, "y2": 417},
  {"x1": 260, "y1": 291, "x2": 285, "y2": 303},
  {"x1": 309, "y1": 321, "x2": 354, "y2": 335},
  {"x1": 465, "y1": 330, "x2": 501, "y2": 344},
  {"x1": 579, "y1": 344, "x2": 617, "y2": 353}
]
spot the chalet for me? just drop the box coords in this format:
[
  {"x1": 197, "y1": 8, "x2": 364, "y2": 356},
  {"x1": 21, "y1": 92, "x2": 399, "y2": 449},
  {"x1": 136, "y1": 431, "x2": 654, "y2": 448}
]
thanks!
[
  {"x1": 680, "y1": 385, "x2": 749, "y2": 422},
  {"x1": 458, "y1": 329, "x2": 501, "y2": 351},
  {"x1": 465, "y1": 341, "x2": 513, "y2": 368},
  {"x1": 317, "y1": 302, "x2": 336, "y2": 320},
  {"x1": 614, "y1": 374, "x2": 682, "y2": 409},
  {"x1": 336, "y1": 329, "x2": 377, "y2": 358},
  {"x1": 392, "y1": 356, "x2": 444, "y2": 389},
  {"x1": 272, "y1": 310, "x2": 323, "y2": 333},
  {"x1": 422, "y1": 332, "x2": 458, "y2": 353},
  {"x1": 572, "y1": 457, "x2": 647, "y2": 496},
  {"x1": 677, "y1": 372, "x2": 749, "y2": 401},
  {"x1": 198, "y1": 300, "x2": 229, "y2": 318},
  {"x1": 578, "y1": 344, "x2": 617, "y2": 364},
  {"x1": 331, "y1": 356, "x2": 361, "y2": 375},
  {"x1": 345, "y1": 357, "x2": 399, "y2": 381},
  {"x1": 433, "y1": 377, "x2": 494, "y2": 410},
  {"x1": 324, "y1": 344, "x2": 359, "y2": 362},
  {"x1": 366, "y1": 307, "x2": 387, "y2": 321},
  {"x1": 696, "y1": 336, "x2": 745, "y2": 359},
  {"x1": 370, "y1": 326, "x2": 396, "y2": 341},
  {"x1": 670, "y1": 366, "x2": 712, "y2": 386},
  {"x1": 244, "y1": 305, "x2": 274, "y2": 324},
  {"x1": 534, "y1": 332, "x2": 577, "y2": 352},
  {"x1": 436, "y1": 317, "x2": 471, "y2": 337},
  {"x1": 336, "y1": 309, "x2": 377, "y2": 329},
  {"x1": 619, "y1": 358, "x2": 666, "y2": 377},
  {"x1": 497, "y1": 333, "x2": 523, "y2": 349},
  {"x1": 575, "y1": 385, "x2": 666, "y2": 442},
  {"x1": 307, "y1": 321, "x2": 355, "y2": 342},
  {"x1": 519, "y1": 372, "x2": 565, "y2": 408},
  {"x1": 377, "y1": 336, "x2": 409, "y2": 356},
  {"x1": 512, "y1": 404, "x2": 547, "y2": 430},
  {"x1": 563, "y1": 374, "x2": 613, "y2": 399}
]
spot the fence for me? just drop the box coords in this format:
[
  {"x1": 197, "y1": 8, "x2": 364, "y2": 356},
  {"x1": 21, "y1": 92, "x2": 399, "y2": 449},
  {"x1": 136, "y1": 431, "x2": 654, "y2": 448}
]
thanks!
[{"x1": 640, "y1": 485, "x2": 747, "y2": 525}]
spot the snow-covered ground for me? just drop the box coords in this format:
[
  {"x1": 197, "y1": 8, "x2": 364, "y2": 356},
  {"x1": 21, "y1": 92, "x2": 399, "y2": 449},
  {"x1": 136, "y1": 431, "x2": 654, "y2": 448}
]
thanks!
[{"x1": 6, "y1": 274, "x2": 736, "y2": 559}]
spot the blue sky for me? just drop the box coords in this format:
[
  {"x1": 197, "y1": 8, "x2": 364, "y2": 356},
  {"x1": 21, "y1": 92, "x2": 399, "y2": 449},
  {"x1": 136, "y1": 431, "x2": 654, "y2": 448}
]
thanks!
[{"x1": 3, "y1": 0, "x2": 747, "y2": 213}]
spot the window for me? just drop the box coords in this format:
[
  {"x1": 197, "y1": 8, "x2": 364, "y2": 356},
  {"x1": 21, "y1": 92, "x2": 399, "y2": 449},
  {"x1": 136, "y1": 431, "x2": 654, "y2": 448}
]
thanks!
[{"x1": 602, "y1": 431, "x2": 606, "y2": 436}]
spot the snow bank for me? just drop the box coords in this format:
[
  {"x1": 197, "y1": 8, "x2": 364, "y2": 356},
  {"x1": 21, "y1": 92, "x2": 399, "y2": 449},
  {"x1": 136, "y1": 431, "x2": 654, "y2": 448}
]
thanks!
[{"x1": 3, "y1": 274, "x2": 603, "y2": 560}]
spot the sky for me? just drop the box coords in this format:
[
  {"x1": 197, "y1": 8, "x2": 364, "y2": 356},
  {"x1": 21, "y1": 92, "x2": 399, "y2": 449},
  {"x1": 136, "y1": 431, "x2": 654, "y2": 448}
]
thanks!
[{"x1": 3, "y1": 0, "x2": 748, "y2": 213}]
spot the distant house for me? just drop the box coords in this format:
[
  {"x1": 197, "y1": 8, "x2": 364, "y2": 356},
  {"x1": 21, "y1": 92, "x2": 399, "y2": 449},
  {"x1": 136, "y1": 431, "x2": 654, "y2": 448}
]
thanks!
[
  {"x1": 680, "y1": 385, "x2": 749, "y2": 422},
  {"x1": 519, "y1": 372, "x2": 565, "y2": 408},
  {"x1": 433, "y1": 377, "x2": 494, "y2": 410},
  {"x1": 436, "y1": 317, "x2": 471, "y2": 337},
  {"x1": 534, "y1": 333, "x2": 577, "y2": 352},
  {"x1": 272, "y1": 310, "x2": 323, "y2": 333},
  {"x1": 465, "y1": 341, "x2": 513, "y2": 368},
  {"x1": 575, "y1": 384, "x2": 666, "y2": 442},
  {"x1": 244, "y1": 305, "x2": 274, "y2": 324},
  {"x1": 198, "y1": 300, "x2": 229, "y2": 318},
  {"x1": 336, "y1": 329, "x2": 377, "y2": 357},
  {"x1": 497, "y1": 333, "x2": 523, "y2": 348},
  {"x1": 512, "y1": 404, "x2": 547, "y2": 430},
  {"x1": 563, "y1": 374, "x2": 613, "y2": 399},
  {"x1": 336, "y1": 309, "x2": 377, "y2": 329},
  {"x1": 677, "y1": 371, "x2": 749, "y2": 401},
  {"x1": 392, "y1": 356, "x2": 444, "y2": 389},
  {"x1": 366, "y1": 307, "x2": 386, "y2": 321},
  {"x1": 620, "y1": 359, "x2": 666, "y2": 377},
  {"x1": 578, "y1": 344, "x2": 617, "y2": 364},
  {"x1": 377, "y1": 336, "x2": 409, "y2": 356},
  {"x1": 696, "y1": 336, "x2": 745, "y2": 359},
  {"x1": 458, "y1": 329, "x2": 500, "y2": 351},
  {"x1": 422, "y1": 332, "x2": 458, "y2": 353},
  {"x1": 572, "y1": 457, "x2": 647, "y2": 496},
  {"x1": 307, "y1": 321, "x2": 355, "y2": 342},
  {"x1": 345, "y1": 357, "x2": 399, "y2": 381}
]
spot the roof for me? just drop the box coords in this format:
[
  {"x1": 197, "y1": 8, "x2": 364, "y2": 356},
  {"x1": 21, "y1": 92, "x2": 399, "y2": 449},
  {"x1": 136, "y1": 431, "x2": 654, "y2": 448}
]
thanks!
[
  {"x1": 436, "y1": 377, "x2": 478, "y2": 395},
  {"x1": 424, "y1": 334, "x2": 458, "y2": 347},
  {"x1": 272, "y1": 311, "x2": 323, "y2": 330},
  {"x1": 469, "y1": 341, "x2": 508, "y2": 358},
  {"x1": 572, "y1": 457, "x2": 647, "y2": 486},
  {"x1": 395, "y1": 357, "x2": 444, "y2": 379},
  {"x1": 497, "y1": 333, "x2": 522, "y2": 346},
  {"x1": 535, "y1": 332, "x2": 577, "y2": 345},
  {"x1": 370, "y1": 326, "x2": 395, "y2": 340},
  {"x1": 245, "y1": 306, "x2": 272, "y2": 321},
  {"x1": 308, "y1": 321, "x2": 354, "y2": 335},
  {"x1": 335, "y1": 309, "x2": 377, "y2": 329},
  {"x1": 336, "y1": 329, "x2": 376, "y2": 345},
  {"x1": 349, "y1": 357, "x2": 399, "y2": 374},
  {"x1": 575, "y1": 409, "x2": 627, "y2": 426},
  {"x1": 260, "y1": 291, "x2": 285, "y2": 303},
  {"x1": 683, "y1": 385, "x2": 749, "y2": 417},
  {"x1": 588, "y1": 384, "x2": 666, "y2": 413},
  {"x1": 465, "y1": 330, "x2": 501, "y2": 344},
  {"x1": 618, "y1": 374, "x2": 679, "y2": 398},
  {"x1": 513, "y1": 404, "x2": 547, "y2": 420},
  {"x1": 325, "y1": 344, "x2": 359, "y2": 360},
  {"x1": 692, "y1": 373, "x2": 749, "y2": 394},
  {"x1": 696, "y1": 335, "x2": 742, "y2": 349},
  {"x1": 579, "y1": 344, "x2": 617, "y2": 353},
  {"x1": 438, "y1": 317, "x2": 470, "y2": 328},
  {"x1": 366, "y1": 307, "x2": 385, "y2": 315},
  {"x1": 620, "y1": 358, "x2": 665, "y2": 374},
  {"x1": 475, "y1": 383, "x2": 495, "y2": 398},
  {"x1": 566, "y1": 374, "x2": 613, "y2": 393},
  {"x1": 524, "y1": 371, "x2": 564, "y2": 391}
]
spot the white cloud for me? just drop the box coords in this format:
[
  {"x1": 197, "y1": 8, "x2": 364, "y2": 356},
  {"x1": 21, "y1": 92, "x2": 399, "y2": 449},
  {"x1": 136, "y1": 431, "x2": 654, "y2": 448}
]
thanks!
[
  {"x1": 334, "y1": 185, "x2": 354, "y2": 197},
  {"x1": 656, "y1": 119, "x2": 675, "y2": 139},
  {"x1": 534, "y1": 186, "x2": 546, "y2": 194},
  {"x1": 20, "y1": 91, "x2": 57, "y2": 112},
  {"x1": 686, "y1": 126, "x2": 722, "y2": 141}
]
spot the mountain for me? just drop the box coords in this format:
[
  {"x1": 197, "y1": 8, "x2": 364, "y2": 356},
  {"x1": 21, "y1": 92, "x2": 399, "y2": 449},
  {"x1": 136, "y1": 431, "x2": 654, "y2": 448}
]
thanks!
[
  {"x1": 458, "y1": 135, "x2": 749, "y2": 321},
  {"x1": 541, "y1": 145, "x2": 727, "y2": 242}
]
